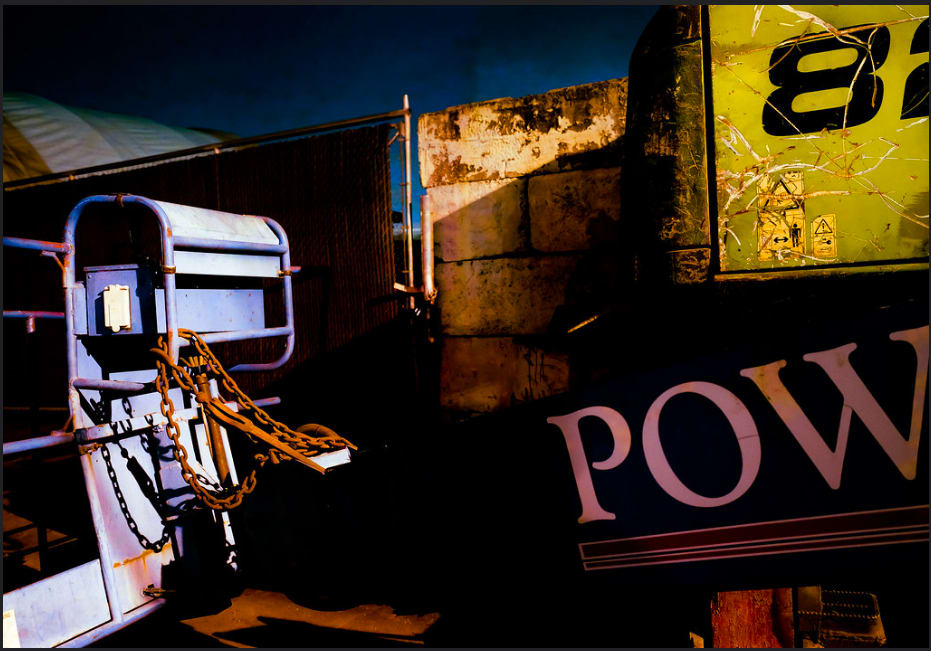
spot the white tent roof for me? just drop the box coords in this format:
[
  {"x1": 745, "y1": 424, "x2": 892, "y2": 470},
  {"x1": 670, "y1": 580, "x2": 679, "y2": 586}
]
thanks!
[{"x1": 3, "y1": 92, "x2": 232, "y2": 183}]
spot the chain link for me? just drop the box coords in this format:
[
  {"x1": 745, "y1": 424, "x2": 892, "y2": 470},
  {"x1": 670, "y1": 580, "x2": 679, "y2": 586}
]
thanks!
[
  {"x1": 150, "y1": 329, "x2": 356, "y2": 511},
  {"x1": 100, "y1": 442, "x2": 171, "y2": 552}
]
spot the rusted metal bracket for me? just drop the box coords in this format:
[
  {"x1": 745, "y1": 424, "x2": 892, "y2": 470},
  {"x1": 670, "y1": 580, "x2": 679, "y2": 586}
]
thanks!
[
  {"x1": 78, "y1": 442, "x2": 104, "y2": 456},
  {"x1": 142, "y1": 584, "x2": 175, "y2": 598},
  {"x1": 393, "y1": 281, "x2": 422, "y2": 294}
]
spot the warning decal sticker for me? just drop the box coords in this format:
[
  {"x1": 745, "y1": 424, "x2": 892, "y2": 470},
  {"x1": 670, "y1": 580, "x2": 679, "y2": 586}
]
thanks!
[
  {"x1": 812, "y1": 214, "x2": 838, "y2": 259},
  {"x1": 757, "y1": 172, "x2": 806, "y2": 261}
]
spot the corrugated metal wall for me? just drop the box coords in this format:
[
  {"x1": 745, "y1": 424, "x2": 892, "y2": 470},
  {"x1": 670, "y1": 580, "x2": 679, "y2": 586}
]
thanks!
[{"x1": 3, "y1": 124, "x2": 397, "y2": 407}]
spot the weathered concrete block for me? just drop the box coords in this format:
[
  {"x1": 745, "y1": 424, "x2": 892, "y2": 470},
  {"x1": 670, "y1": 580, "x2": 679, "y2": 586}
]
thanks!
[
  {"x1": 529, "y1": 167, "x2": 621, "y2": 252},
  {"x1": 436, "y1": 255, "x2": 578, "y2": 335},
  {"x1": 440, "y1": 336, "x2": 569, "y2": 413},
  {"x1": 418, "y1": 78, "x2": 627, "y2": 188},
  {"x1": 429, "y1": 178, "x2": 525, "y2": 262}
]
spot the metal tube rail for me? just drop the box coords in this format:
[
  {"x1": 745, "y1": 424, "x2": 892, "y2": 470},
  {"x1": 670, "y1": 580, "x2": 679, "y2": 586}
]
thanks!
[
  {"x1": 420, "y1": 194, "x2": 436, "y2": 302},
  {"x1": 3, "y1": 310, "x2": 65, "y2": 319},
  {"x1": 72, "y1": 378, "x2": 150, "y2": 392},
  {"x1": 3, "y1": 432, "x2": 74, "y2": 456},
  {"x1": 0, "y1": 396, "x2": 281, "y2": 456},
  {"x1": 172, "y1": 235, "x2": 287, "y2": 254},
  {"x1": 4, "y1": 238, "x2": 70, "y2": 332},
  {"x1": 2, "y1": 236, "x2": 71, "y2": 253},
  {"x1": 228, "y1": 216, "x2": 295, "y2": 372},
  {"x1": 402, "y1": 94, "x2": 416, "y2": 310},
  {"x1": 195, "y1": 326, "x2": 293, "y2": 346},
  {"x1": 6, "y1": 107, "x2": 409, "y2": 191}
]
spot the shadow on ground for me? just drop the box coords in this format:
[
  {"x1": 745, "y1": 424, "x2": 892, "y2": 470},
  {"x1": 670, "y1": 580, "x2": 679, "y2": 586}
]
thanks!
[{"x1": 211, "y1": 616, "x2": 423, "y2": 647}]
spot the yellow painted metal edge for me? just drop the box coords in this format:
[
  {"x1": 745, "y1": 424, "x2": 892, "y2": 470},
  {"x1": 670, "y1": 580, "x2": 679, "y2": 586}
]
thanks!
[{"x1": 714, "y1": 261, "x2": 929, "y2": 282}]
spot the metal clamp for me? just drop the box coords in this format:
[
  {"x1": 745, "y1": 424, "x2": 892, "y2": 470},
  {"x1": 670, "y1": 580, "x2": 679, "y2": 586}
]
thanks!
[
  {"x1": 142, "y1": 584, "x2": 175, "y2": 598},
  {"x1": 78, "y1": 442, "x2": 104, "y2": 456}
]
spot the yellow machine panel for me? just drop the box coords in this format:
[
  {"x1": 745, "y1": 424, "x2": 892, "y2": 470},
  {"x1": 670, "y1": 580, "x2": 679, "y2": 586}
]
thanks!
[{"x1": 709, "y1": 5, "x2": 929, "y2": 272}]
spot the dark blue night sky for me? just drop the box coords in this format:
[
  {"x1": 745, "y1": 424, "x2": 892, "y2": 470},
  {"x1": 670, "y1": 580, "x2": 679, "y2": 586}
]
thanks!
[{"x1": 3, "y1": 5, "x2": 657, "y2": 220}]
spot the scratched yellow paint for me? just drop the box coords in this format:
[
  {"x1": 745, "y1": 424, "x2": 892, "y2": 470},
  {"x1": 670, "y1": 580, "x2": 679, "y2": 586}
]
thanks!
[{"x1": 709, "y1": 5, "x2": 929, "y2": 272}]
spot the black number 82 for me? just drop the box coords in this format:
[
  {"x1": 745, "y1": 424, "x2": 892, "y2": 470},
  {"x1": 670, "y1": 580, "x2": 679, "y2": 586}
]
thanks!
[{"x1": 762, "y1": 19, "x2": 929, "y2": 136}]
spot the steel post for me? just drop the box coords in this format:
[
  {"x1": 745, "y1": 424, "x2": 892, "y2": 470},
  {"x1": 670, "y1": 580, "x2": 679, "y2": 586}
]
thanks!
[{"x1": 195, "y1": 373, "x2": 231, "y2": 487}]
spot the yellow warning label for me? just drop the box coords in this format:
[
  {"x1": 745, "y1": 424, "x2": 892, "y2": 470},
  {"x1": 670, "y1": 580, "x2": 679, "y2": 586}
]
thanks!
[
  {"x1": 758, "y1": 172, "x2": 806, "y2": 261},
  {"x1": 812, "y1": 214, "x2": 838, "y2": 259}
]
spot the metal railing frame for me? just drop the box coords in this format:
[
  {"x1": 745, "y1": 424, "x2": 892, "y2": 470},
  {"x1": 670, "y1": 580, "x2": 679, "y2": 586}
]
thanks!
[
  {"x1": 3, "y1": 195, "x2": 295, "y2": 447},
  {"x1": 3, "y1": 195, "x2": 299, "y2": 645},
  {"x1": 1, "y1": 100, "x2": 417, "y2": 647},
  {"x1": 61, "y1": 194, "x2": 296, "y2": 402}
]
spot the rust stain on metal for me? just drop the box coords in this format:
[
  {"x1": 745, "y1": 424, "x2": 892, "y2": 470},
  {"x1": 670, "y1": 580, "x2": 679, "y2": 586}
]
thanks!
[
  {"x1": 113, "y1": 543, "x2": 170, "y2": 569},
  {"x1": 711, "y1": 589, "x2": 791, "y2": 647}
]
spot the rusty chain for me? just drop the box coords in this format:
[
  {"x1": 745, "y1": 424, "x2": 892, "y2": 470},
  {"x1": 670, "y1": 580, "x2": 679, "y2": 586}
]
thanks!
[{"x1": 151, "y1": 329, "x2": 356, "y2": 511}]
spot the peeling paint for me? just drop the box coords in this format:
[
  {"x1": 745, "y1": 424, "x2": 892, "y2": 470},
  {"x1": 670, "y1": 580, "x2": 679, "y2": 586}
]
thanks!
[
  {"x1": 418, "y1": 79, "x2": 627, "y2": 188},
  {"x1": 428, "y1": 152, "x2": 483, "y2": 187}
]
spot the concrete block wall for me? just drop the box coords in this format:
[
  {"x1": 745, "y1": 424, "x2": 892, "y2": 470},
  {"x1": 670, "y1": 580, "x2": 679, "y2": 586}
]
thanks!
[{"x1": 418, "y1": 78, "x2": 628, "y2": 416}]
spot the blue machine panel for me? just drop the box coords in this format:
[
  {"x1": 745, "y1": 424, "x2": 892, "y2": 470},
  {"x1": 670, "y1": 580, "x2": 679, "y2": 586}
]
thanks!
[
  {"x1": 84, "y1": 264, "x2": 265, "y2": 336},
  {"x1": 154, "y1": 288, "x2": 265, "y2": 333},
  {"x1": 84, "y1": 264, "x2": 156, "y2": 336}
]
